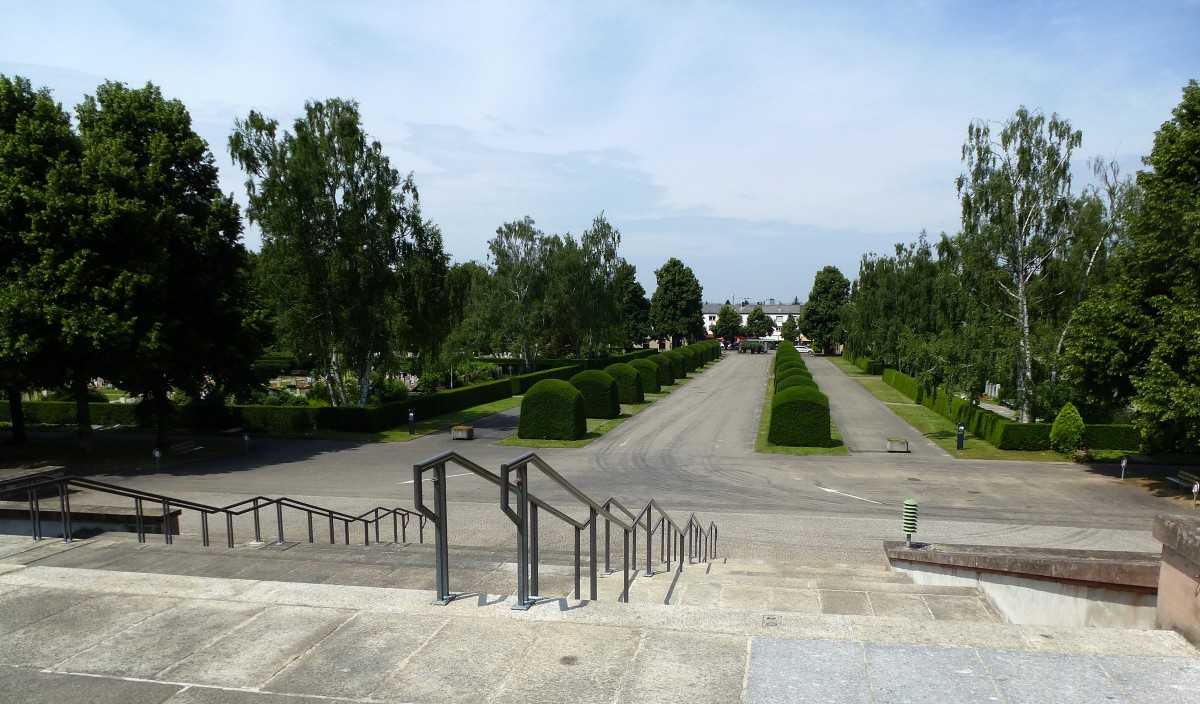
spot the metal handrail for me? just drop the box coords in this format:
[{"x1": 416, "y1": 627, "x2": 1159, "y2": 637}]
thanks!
[
  {"x1": 2, "y1": 474, "x2": 426, "y2": 549},
  {"x1": 606, "y1": 496, "x2": 718, "y2": 581},
  {"x1": 412, "y1": 450, "x2": 718, "y2": 609}
]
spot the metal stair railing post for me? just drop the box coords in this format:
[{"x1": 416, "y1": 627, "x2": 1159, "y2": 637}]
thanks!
[
  {"x1": 603, "y1": 501, "x2": 612, "y2": 574},
  {"x1": 589, "y1": 507, "x2": 598, "y2": 600},
  {"x1": 644, "y1": 504, "x2": 652, "y2": 577},
  {"x1": 413, "y1": 459, "x2": 454, "y2": 605},
  {"x1": 499, "y1": 459, "x2": 534, "y2": 610},
  {"x1": 530, "y1": 503, "x2": 540, "y2": 596},
  {"x1": 58, "y1": 482, "x2": 73, "y2": 543},
  {"x1": 27, "y1": 488, "x2": 41, "y2": 540}
]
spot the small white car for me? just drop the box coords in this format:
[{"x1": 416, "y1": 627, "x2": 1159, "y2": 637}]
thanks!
[{"x1": 796, "y1": 345, "x2": 812, "y2": 354}]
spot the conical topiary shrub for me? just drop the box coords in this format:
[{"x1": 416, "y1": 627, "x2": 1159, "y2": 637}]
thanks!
[{"x1": 1050, "y1": 401, "x2": 1086, "y2": 453}]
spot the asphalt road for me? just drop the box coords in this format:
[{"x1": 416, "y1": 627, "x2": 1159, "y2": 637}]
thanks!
[{"x1": 42, "y1": 351, "x2": 1189, "y2": 559}]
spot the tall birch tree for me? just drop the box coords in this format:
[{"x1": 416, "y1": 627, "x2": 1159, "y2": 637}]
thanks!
[
  {"x1": 231, "y1": 99, "x2": 442, "y2": 407},
  {"x1": 957, "y1": 107, "x2": 1081, "y2": 422}
]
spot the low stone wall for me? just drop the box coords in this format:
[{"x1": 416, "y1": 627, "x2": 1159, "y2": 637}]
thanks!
[
  {"x1": 1154, "y1": 514, "x2": 1200, "y2": 645},
  {"x1": 885, "y1": 541, "x2": 1160, "y2": 629}
]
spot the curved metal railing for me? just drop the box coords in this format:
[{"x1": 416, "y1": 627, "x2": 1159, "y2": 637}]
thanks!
[{"x1": 413, "y1": 450, "x2": 718, "y2": 609}]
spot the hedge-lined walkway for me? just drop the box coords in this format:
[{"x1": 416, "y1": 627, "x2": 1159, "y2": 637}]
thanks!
[{"x1": 803, "y1": 355, "x2": 948, "y2": 458}]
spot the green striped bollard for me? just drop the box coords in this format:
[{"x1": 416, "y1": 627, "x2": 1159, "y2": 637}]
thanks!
[{"x1": 902, "y1": 499, "x2": 918, "y2": 547}]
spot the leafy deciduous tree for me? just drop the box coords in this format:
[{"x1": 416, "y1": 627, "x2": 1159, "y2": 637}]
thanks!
[
  {"x1": 650, "y1": 257, "x2": 703, "y2": 348},
  {"x1": 956, "y1": 107, "x2": 1082, "y2": 422},
  {"x1": 712, "y1": 304, "x2": 743, "y2": 346},
  {"x1": 231, "y1": 98, "x2": 443, "y2": 408},
  {"x1": 802, "y1": 265, "x2": 850, "y2": 354}
]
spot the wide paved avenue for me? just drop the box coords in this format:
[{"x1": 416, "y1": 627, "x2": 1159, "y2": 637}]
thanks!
[{"x1": 93, "y1": 351, "x2": 1184, "y2": 560}]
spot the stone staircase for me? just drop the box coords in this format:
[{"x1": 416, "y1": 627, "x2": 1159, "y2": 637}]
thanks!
[{"x1": 1, "y1": 533, "x2": 1197, "y2": 703}]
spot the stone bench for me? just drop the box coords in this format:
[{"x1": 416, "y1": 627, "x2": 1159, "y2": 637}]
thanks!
[{"x1": 0, "y1": 500, "x2": 181, "y2": 538}]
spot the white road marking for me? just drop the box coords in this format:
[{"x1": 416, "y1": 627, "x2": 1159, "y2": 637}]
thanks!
[
  {"x1": 399, "y1": 472, "x2": 471, "y2": 485},
  {"x1": 817, "y1": 487, "x2": 883, "y2": 504}
]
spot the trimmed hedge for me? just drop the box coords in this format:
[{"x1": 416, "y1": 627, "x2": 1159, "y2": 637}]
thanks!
[
  {"x1": 663, "y1": 350, "x2": 685, "y2": 380},
  {"x1": 882, "y1": 368, "x2": 920, "y2": 402},
  {"x1": 769, "y1": 386, "x2": 832, "y2": 446},
  {"x1": 234, "y1": 405, "x2": 318, "y2": 433},
  {"x1": 775, "y1": 374, "x2": 818, "y2": 393},
  {"x1": 512, "y1": 365, "x2": 585, "y2": 395},
  {"x1": 570, "y1": 370, "x2": 620, "y2": 419},
  {"x1": 678, "y1": 346, "x2": 698, "y2": 373},
  {"x1": 1082, "y1": 424, "x2": 1141, "y2": 450},
  {"x1": 775, "y1": 359, "x2": 809, "y2": 376},
  {"x1": 647, "y1": 354, "x2": 674, "y2": 386},
  {"x1": 629, "y1": 359, "x2": 661, "y2": 394},
  {"x1": 518, "y1": 379, "x2": 586, "y2": 440},
  {"x1": 0, "y1": 401, "x2": 143, "y2": 427},
  {"x1": 603, "y1": 363, "x2": 644, "y2": 404},
  {"x1": 879, "y1": 369, "x2": 1139, "y2": 451}
]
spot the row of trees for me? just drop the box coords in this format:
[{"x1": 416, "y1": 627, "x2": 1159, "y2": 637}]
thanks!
[
  {"x1": 2, "y1": 75, "x2": 713, "y2": 449},
  {"x1": 841, "y1": 80, "x2": 1200, "y2": 452},
  {"x1": 442, "y1": 218, "x2": 705, "y2": 373}
]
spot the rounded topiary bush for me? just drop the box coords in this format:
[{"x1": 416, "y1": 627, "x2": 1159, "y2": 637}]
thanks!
[
  {"x1": 775, "y1": 374, "x2": 818, "y2": 394},
  {"x1": 678, "y1": 346, "x2": 698, "y2": 372},
  {"x1": 629, "y1": 358, "x2": 661, "y2": 394},
  {"x1": 603, "y1": 363, "x2": 644, "y2": 404},
  {"x1": 775, "y1": 366, "x2": 812, "y2": 384},
  {"x1": 768, "y1": 385, "x2": 832, "y2": 447},
  {"x1": 1050, "y1": 401, "x2": 1086, "y2": 453},
  {"x1": 775, "y1": 359, "x2": 808, "y2": 375},
  {"x1": 518, "y1": 379, "x2": 586, "y2": 440},
  {"x1": 648, "y1": 353, "x2": 674, "y2": 386},
  {"x1": 570, "y1": 370, "x2": 620, "y2": 419},
  {"x1": 664, "y1": 350, "x2": 685, "y2": 379}
]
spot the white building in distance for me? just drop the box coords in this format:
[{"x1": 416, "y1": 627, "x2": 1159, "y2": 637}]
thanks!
[{"x1": 701, "y1": 299, "x2": 805, "y2": 341}]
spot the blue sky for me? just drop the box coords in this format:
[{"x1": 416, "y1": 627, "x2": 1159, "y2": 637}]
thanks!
[{"x1": 2, "y1": 1, "x2": 1197, "y2": 303}]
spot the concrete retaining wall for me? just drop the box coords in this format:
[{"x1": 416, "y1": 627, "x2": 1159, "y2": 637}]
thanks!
[
  {"x1": 1154, "y1": 514, "x2": 1200, "y2": 645},
  {"x1": 885, "y1": 541, "x2": 1159, "y2": 629}
]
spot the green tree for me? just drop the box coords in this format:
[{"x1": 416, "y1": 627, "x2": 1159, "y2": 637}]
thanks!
[
  {"x1": 79, "y1": 82, "x2": 264, "y2": 444},
  {"x1": 744, "y1": 306, "x2": 774, "y2": 338},
  {"x1": 802, "y1": 265, "x2": 850, "y2": 354},
  {"x1": 711, "y1": 304, "x2": 743, "y2": 346},
  {"x1": 1068, "y1": 81, "x2": 1200, "y2": 450},
  {"x1": 0, "y1": 75, "x2": 79, "y2": 445},
  {"x1": 231, "y1": 98, "x2": 442, "y2": 407},
  {"x1": 579, "y1": 213, "x2": 622, "y2": 355},
  {"x1": 650, "y1": 257, "x2": 703, "y2": 348},
  {"x1": 956, "y1": 107, "x2": 1082, "y2": 422},
  {"x1": 612, "y1": 261, "x2": 651, "y2": 350},
  {"x1": 780, "y1": 314, "x2": 799, "y2": 343},
  {"x1": 488, "y1": 216, "x2": 550, "y2": 369}
]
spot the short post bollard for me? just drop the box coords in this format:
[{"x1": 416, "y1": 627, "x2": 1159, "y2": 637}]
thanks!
[
  {"x1": 243, "y1": 432, "x2": 250, "y2": 453},
  {"x1": 956, "y1": 424, "x2": 965, "y2": 450},
  {"x1": 902, "y1": 499, "x2": 918, "y2": 547},
  {"x1": 152, "y1": 447, "x2": 162, "y2": 471},
  {"x1": 1193, "y1": 482, "x2": 1198, "y2": 510},
  {"x1": 408, "y1": 410, "x2": 416, "y2": 435},
  {"x1": 1120, "y1": 456, "x2": 1128, "y2": 480}
]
